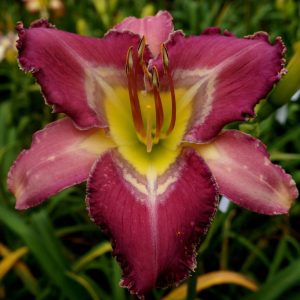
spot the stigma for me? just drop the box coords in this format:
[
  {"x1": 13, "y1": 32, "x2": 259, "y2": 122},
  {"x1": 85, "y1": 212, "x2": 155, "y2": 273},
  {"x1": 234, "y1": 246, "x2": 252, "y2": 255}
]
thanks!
[{"x1": 125, "y1": 37, "x2": 176, "y2": 153}]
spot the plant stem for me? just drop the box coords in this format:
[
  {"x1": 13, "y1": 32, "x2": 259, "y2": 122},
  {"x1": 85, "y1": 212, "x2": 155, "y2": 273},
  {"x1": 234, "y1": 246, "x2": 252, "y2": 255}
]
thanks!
[{"x1": 186, "y1": 268, "x2": 198, "y2": 300}]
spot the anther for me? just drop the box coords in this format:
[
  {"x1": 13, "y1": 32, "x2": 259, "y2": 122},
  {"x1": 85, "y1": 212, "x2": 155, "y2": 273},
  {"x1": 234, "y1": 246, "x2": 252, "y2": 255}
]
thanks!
[
  {"x1": 152, "y1": 66, "x2": 160, "y2": 89},
  {"x1": 125, "y1": 46, "x2": 134, "y2": 75},
  {"x1": 138, "y1": 36, "x2": 146, "y2": 61},
  {"x1": 162, "y1": 44, "x2": 169, "y2": 70}
]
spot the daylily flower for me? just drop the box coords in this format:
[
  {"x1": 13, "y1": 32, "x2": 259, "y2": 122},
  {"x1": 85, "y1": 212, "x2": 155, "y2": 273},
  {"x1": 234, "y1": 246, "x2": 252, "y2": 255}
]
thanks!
[{"x1": 8, "y1": 11, "x2": 298, "y2": 297}]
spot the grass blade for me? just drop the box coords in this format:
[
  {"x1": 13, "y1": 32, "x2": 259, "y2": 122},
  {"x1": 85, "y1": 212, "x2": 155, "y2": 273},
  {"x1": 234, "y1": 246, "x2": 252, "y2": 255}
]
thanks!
[
  {"x1": 0, "y1": 204, "x2": 87, "y2": 299},
  {"x1": 243, "y1": 259, "x2": 300, "y2": 300}
]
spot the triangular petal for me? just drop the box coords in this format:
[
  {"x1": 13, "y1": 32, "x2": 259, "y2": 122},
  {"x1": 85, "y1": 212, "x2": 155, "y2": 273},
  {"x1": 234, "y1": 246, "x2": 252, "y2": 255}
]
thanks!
[
  {"x1": 8, "y1": 118, "x2": 115, "y2": 209},
  {"x1": 86, "y1": 148, "x2": 218, "y2": 297},
  {"x1": 16, "y1": 20, "x2": 143, "y2": 129},
  {"x1": 152, "y1": 29, "x2": 285, "y2": 142},
  {"x1": 113, "y1": 11, "x2": 173, "y2": 57},
  {"x1": 196, "y1": 130, "x2": 298, "y2": 214}
]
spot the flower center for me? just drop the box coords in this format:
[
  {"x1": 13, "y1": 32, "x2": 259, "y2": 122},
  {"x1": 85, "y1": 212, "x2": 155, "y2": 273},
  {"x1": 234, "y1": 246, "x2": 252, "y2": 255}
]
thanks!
[{"x1": 125, "y1": 37, "x2": 176, "y2": 153}]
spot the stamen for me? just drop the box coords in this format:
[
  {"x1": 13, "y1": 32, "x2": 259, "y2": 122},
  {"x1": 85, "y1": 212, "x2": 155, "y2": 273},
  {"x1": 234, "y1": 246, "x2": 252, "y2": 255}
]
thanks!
[
  {"x1": 161, "y1": 44, "x2": 169, "y2": 69},
  {"x1": 138, "y1": 36, "x2": 152, "y2": 82},
  {"x1": 125, "y1": 41, "x2": 177, "y2": 152},
  {"x1": 138, "y1": 36, "x2": 146, "y2": 61},
  {"x1": 142, "y1": 64, "x2": 152, "y2": 83},
  {"x1": 126, "y1": 47, "x2": 145, "y2": 138},
  {"x1": 145, "y1": 104, "x2": 153, "y2": 153},
  {"x1": 162, "y1": 44, "x2": 176, "y2": 136},
  {"x1": 152, "y1": 66, "x2": 160, "y2": 89},
  {"x1": 152, "y1": 67, "x2": 164, "y2": 139},
  {"x1": 166, "y1": 69, "x2": 176, "y2": 135},
  {"x1": 125, "y1": 46, "x2": 134, "y2": 75}
]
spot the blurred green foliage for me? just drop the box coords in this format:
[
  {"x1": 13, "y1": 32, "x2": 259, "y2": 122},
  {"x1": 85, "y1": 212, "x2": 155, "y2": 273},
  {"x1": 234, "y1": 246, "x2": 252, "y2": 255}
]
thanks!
[{"x1": 0, "y1": 0, "x2": 299, "y2": 299}]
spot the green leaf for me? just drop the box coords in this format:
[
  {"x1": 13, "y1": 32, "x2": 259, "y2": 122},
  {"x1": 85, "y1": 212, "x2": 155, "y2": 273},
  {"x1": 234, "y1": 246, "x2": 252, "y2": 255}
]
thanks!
[
  {"x1": 0, "y1": 204, "x2": 87, "y2": 299},
  {"x1": 243, "y1": 259, "x2": 300, "y2": 300}
]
